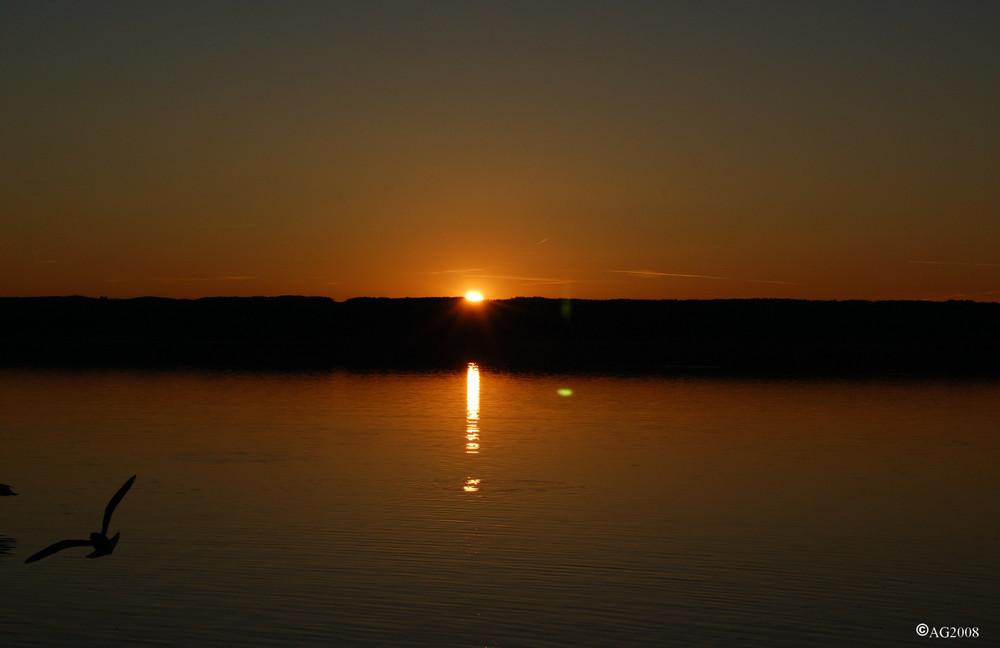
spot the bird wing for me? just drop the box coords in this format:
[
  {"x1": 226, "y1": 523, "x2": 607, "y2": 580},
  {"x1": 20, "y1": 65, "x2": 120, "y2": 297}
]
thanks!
[
  {"x1": 101, "y1": 475, "x2": 136, "y2": 536},
  {"x1": 24, "y1": 539, "x2": 92, "y2": 563}
]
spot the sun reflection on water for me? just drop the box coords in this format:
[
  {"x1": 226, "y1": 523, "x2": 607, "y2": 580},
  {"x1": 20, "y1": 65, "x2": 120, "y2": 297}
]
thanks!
[
  {"x1": 465, "y1": 362, "x2": 481, "y2": 493},
  {"x1": 466, "y1": 362, "x2": 480, "y2": 454}
]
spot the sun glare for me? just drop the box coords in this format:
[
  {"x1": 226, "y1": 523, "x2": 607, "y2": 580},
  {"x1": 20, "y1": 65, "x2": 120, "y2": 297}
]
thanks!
[{"x1": 464, "y1": 291, "x2": 484, "y2": 302}]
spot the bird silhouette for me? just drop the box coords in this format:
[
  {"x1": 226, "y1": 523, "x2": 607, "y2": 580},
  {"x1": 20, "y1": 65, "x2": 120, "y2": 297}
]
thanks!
[
  {"x1": 25, "y1": 475, "x2": 136, "y2": 564},
  {"x1": 0, "y1": 484, "x2": 17, "y2": 496}
]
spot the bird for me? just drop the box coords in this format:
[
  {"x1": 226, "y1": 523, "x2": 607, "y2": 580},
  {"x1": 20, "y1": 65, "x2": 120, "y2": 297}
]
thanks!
[
  {"x1": 25, "y1": 475, "x2": 136, "y2": 564},
  {"x1": 0, "y1": 484, "x2": 17, "y2": 496}
]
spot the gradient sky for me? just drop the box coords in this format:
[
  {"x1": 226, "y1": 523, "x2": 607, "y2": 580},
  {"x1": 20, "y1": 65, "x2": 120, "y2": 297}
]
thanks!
[{"x1": 3, "y1": 1, "x2": 998, "y2": 301}]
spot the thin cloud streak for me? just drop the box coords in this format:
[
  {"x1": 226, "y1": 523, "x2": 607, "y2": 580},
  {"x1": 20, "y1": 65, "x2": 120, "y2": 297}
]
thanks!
[
  {"x1": 193, "y1": 223, "x2": 261, "y2": 229},
  {"x1": 908, "y1": 260, "x2": 1000, "y2": 268},
  {"x1": 613, "y1": 270, "x2": 802, "y2": 286},
  {"x1": 613, "y1": 269, "x2": 730, "y2": 281},
  {"x1": 742, "y1": 278, "x2": 805, "y2": 286},
  {"x1": 152, "y1": 276, "x2": 256, "y2": 283},
  {"x1": 473, "y1": 274, "x2": 586, "y2": 286},
  {"x1": 424, "y1": 268, "x2": 485, "y2": 275},
  {"x1": 424, "y1": 268, "x2": 585, "y2": 286}
]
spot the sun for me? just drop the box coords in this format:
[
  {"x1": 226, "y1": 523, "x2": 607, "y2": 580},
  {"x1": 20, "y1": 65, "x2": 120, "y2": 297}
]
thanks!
[{"x1": 464, "y1": 291, "x2": 484, "y2": 302}]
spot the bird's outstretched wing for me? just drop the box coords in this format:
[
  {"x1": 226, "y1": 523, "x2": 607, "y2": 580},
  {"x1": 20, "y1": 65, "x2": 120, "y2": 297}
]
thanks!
[
  {"x1": 101, "y1": 475, "x2": 136, "y2": 536},
  {"x1": 24, "y1": 539, "x2": 92, "y2": 564}
]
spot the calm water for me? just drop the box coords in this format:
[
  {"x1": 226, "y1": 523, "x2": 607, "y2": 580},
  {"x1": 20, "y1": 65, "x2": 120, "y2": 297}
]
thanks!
[{"x1": 1, "y1": 367, "x2": 997, "y2": 647}]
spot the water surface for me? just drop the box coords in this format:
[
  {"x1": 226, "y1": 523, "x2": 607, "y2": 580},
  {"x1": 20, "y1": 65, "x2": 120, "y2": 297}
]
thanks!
[{"x1": 1, "y1": 368, "x2": 997, "y2": 646}]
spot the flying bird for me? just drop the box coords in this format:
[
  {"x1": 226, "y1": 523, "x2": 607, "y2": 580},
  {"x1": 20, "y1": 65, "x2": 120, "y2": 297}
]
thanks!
[
  {"x1": 25, "y1": 475, "x2": 136, "y2": 564},
  {"x1": 0, "y1": 484, "x2": 16, "y2": 496}
]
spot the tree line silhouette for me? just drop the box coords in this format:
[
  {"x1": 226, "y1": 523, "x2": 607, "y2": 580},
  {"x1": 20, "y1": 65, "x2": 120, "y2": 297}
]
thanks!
[{"x1": 1, "y1": 296, "x2": 998, "y2": 375}]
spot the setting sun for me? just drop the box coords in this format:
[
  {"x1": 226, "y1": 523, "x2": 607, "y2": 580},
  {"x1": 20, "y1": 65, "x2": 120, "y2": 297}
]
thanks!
[{"x1": 464, "y1": 291, "x2": 484, "y2": 302}]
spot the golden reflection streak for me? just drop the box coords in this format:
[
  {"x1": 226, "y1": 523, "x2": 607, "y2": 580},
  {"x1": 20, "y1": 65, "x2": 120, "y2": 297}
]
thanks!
[
  {"x1": 466, "y1": 362, "x2": 480, "y2": 454},
  {"x1": 465, "y1": 362, "x2": 481, "y2": 493}
]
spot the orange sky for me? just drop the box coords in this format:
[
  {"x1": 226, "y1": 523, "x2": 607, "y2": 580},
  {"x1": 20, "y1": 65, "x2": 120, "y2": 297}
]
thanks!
[{"x1": 3, "y1": 2, "x2": 998, "y2": 301}]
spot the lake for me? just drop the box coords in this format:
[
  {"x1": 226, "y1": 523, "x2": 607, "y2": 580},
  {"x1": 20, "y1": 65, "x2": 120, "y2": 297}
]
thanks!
[{"x1": 1, "y1": 367, "x2": 997, "y2": 646}]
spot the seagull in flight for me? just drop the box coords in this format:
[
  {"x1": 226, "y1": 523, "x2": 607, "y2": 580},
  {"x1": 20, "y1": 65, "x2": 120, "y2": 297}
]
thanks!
[
  {"x1": 25, "y1": 475, "x2": 136, "y2": 564},
  {"x1": 0, "y1": 484, "x2": 16, "y2": 496}
]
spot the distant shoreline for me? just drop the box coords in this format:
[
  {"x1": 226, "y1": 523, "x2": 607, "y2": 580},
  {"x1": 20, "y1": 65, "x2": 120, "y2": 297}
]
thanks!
[{"x1": 2, "y1": 296, "x2": 999, "y2": 376}]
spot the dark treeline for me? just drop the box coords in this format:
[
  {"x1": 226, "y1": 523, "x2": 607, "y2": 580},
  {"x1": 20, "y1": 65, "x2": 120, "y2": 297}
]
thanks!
[{"x1": 1, "y1": 296, "x2": 999, "y2": 375}]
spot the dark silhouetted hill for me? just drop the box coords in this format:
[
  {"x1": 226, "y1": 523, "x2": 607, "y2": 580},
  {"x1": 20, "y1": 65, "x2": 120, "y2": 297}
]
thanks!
[{"x1": 1, "y1": 296, "x2": 999, "y2": 375}]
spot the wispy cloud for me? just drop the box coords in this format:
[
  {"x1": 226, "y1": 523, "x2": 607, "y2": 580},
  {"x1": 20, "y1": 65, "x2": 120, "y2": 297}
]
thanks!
[
  {"x1": 908, "y1": 260, "x2": 1000, "y2": 268},
  {"x1": 423, "y1": 268, "x2": 584, "y2": 286},
  {"x1": 424, "y1": 268, "x2": 485, "y2": 275},
  {"x1": 612, "y1": 269, "x2": 802, "y2": 286},
  {"x1": 194, "y1": 223, "x2": 260, "y2": 230},
  {"x1": 472, "y1": 274, "x2": 586, "y2": 286},
  {"x1": 612, "y1": 269, "x2": 729, "y2": 281},
  {"x1": 152, "y1": 276, "x2": 256, "y2": 283},
  {"x1": 742, "y1": 278, "x2": 805, "y2": 286}
]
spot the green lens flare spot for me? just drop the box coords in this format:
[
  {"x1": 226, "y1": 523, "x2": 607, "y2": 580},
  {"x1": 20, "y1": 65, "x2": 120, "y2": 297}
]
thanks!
[{"x1": 557, "y1": 388, "x2": 574, "y2": 397}]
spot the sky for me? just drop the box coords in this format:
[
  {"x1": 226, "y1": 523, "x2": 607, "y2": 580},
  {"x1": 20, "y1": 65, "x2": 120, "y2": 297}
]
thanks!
[{"x1": 2, "y1": 1, "x2": 998, "y2": 301}]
